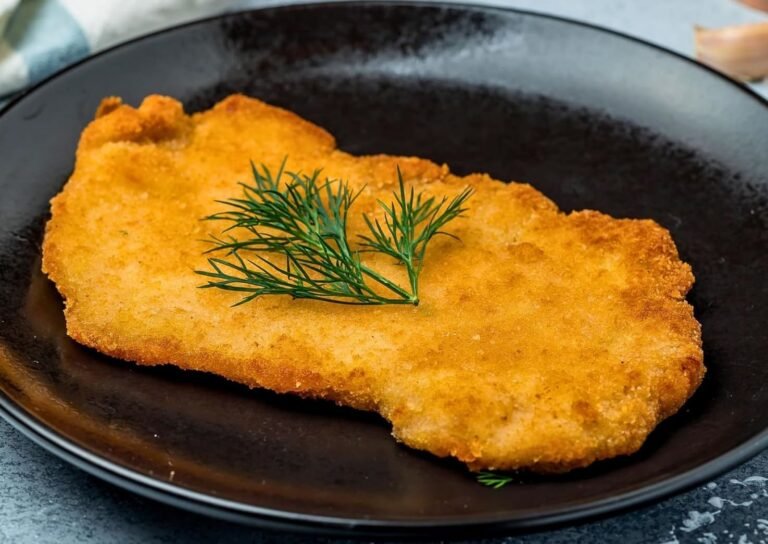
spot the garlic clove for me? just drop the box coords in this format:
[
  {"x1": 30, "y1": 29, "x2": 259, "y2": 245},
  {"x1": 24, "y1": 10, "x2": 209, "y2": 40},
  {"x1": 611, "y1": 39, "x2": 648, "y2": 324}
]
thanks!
[
  {"x1": 695, "y1": 22, "x2": 768, "y2": 81},
  {"x1": 738, "y1": 0, "x2": 768, "y2": 14}
]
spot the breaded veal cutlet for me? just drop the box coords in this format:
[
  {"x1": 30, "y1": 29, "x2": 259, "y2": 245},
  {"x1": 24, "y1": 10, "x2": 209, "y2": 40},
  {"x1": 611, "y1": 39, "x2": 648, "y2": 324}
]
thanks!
[{"x1": 42, "y1": 94, "x2": 704, "y2": 472}]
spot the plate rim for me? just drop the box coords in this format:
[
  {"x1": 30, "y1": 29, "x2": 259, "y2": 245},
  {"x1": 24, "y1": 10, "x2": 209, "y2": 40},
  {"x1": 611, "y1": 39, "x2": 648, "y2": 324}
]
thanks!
[{"x1": 1, "y1": 0, "x2": 767, "y2": 537}]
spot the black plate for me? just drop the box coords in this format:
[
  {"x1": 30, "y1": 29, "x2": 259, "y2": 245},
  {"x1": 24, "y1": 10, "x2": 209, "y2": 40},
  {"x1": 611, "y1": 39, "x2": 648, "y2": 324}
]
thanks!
[{"x1": 1, "y1": 2, "x2": 768, "y2": 538}]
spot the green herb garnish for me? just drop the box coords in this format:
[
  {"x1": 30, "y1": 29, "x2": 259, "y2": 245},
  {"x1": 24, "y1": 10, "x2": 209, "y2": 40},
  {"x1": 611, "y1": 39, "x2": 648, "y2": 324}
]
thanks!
[
  {"x1": 197, "y1": 160, "x2": 472, "y2": 306},
  {"x1": 476, "y1": 471, "x2": 515, "y2": 489}
]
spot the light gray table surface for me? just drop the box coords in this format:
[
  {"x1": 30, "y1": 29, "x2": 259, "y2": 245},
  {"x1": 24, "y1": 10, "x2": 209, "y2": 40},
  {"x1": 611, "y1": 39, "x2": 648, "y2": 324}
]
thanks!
[{"x1": 2, "y1": 1, "x2": 768, "y2": 542}]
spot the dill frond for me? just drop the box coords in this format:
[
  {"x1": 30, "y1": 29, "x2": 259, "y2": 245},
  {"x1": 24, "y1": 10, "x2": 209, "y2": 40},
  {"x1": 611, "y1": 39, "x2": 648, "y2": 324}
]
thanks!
[
  {"x1": 476, "y1": 471, "x2": 515, "y2": 489},
  {"x1": 196, "y1": 160, "x2": 472, "y2": 306}
]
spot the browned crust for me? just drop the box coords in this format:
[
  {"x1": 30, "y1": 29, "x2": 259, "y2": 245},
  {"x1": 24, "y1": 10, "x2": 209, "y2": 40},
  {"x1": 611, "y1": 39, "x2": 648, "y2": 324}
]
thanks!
[{"x1": 42, "y1": 94, "x2": 704, "y2": 472}]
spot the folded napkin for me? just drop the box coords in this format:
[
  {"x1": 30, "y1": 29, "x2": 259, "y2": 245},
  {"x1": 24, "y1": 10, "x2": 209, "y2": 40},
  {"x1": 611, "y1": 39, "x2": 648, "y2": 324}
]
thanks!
[{"x1": 0, "y1": 0, "x2": 243, "y2": 101}]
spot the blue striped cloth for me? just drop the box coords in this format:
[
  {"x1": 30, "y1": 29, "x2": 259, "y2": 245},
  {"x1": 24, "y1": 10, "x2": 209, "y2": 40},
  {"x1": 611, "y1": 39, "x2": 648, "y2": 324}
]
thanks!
[{"x1": 0, "y1": 0, "x2": 244, "y2": 105}]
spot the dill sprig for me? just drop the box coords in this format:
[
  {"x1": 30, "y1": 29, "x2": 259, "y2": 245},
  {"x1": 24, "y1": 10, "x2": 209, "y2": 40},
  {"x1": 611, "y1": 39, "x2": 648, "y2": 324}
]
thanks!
[
  {"x1": 476, "y1": 471, "x2": 515, "y2": 489},
  {"x1": 196, "y1": 160, "x2": 472, "y2": 306},
  {"x1": 359, "y1": 168, "x2": 472, "y2": 300}
]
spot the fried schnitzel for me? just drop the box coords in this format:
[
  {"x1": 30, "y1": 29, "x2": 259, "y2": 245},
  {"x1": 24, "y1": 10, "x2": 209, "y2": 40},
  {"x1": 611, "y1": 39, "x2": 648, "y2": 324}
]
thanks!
[{"x1": 42, "y1": 95, "x2": 704, "y2": 472}]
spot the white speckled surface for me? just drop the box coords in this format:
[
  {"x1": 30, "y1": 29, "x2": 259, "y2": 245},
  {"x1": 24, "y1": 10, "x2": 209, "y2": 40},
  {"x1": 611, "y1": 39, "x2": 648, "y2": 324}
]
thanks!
[{"x1": 1, "y1": 1, "x2": 767, "y2": 542}]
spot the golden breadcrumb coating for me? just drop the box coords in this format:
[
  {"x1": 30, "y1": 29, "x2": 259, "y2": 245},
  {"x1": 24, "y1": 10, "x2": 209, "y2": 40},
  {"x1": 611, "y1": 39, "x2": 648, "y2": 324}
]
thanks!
[{"x1": 42, "y1": 94, "x2": 704, "y2": 472}]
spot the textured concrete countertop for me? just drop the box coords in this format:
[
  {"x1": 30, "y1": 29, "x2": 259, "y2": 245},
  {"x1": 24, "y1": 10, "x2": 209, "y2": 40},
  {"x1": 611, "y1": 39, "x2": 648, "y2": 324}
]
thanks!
[{"x1": 2, "y1": 1, "x2": 768, "y2": 542}]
